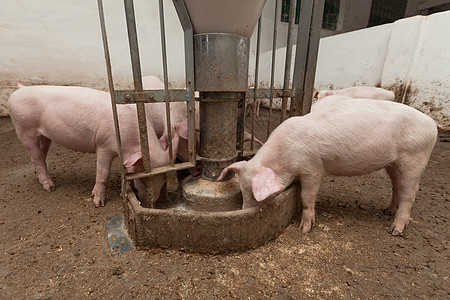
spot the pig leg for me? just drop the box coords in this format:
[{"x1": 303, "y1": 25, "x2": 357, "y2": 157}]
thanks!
[
  {"x1": 21, "y1": 135, "x2": 55, "y2": 192},
  {"x1": 91, "y1": 149, "x2": 115, "y2": 207},
  {"x1": 39, "y1": 136, "x2": 52, "y2": 160},
  {"x1": 386, "y1": 158, "x2": 428, "y2": 236},
  {"x1": 299, "y1": 174, "x2": 323, "y2": 233},
  {"x1": 389, "y1": 169, "x2": 421, "y2": 236},
  {"x1": 385, "y1": 165, "x2": 400, "y2": 214}
]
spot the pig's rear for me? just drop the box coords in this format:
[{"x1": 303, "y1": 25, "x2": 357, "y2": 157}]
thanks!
[
  {"x1": 8, "y1": 85, "x2": 111, "y2": 153},
  {"x1": 301, "y1": 98, "x2": 437, "y2": 177}
]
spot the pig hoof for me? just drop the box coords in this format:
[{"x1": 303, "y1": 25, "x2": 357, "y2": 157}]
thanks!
[
  {"x1": 43, "y1": 183, "x2": 56, "y2": 192},
  {"x1": 300, "y1": 221, "x2": 312, "y2": 233},
  {"x1": 92, "y1": 198, "x2": 105, "y2": 208},
  {"x1": 389, "y1": 226, "x2": 404, "y2": 236}
]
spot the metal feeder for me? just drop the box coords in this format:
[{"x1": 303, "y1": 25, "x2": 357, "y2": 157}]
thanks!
[{"x1": 97, "y1": 0, "x2": 324, "y2": 253}]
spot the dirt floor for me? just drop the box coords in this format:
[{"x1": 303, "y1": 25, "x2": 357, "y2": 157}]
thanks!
[{"x1": 1, "y1": 109, "x2": 449, "y2": 299}]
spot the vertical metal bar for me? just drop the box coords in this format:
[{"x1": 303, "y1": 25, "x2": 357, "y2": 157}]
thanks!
[
  {"x1": 172, "y1": 0, "x2": 196, "y2": 165},
  {"x1": 251, "y1": 17, "x2": 262, "y2": 151},
  {"x1": 299, "y1": 0, "x2": 325, "y2": 116},
  {"x1": 303, "y1": 0, "x2": 325, "y2": 115},
  {"x1": 97, "y1": 0, "x2": 126, "y2": 197},
  {"x1": 280, "y1": 0, "x2": 297, "y2": 123},
  {"x1": 123, "y1": 0, "x2": 154, "y2": 206},
  {"x1": 290, "y1": 0, "x2": 314, "y2": 117},
  {"x1": 158, "y1": 0, "x2": 174, "y2": 165},
  {"x1": 267, "y1": 0, "x2": 279, "y2": 139}
]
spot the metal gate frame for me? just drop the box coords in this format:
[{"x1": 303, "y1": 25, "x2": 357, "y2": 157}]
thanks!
[{"x1": 97, "y1": 0, "x2": 324, "y2": 204}]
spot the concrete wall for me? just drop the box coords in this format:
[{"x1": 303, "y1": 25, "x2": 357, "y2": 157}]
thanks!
[
  {"x1": 313, "y1": 11, "x2": 450, "y2": 129},
  {"x1": 0, "y1": 1, "x2": 449, "y2": 129},
  {"x1": 0, "y1": 0, "x2": 185, "y2": 115}
]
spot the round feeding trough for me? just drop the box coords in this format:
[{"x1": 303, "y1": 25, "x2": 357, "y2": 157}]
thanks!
[{"x1": 124, "y1": 181, "x2": 299, "y2": 253}]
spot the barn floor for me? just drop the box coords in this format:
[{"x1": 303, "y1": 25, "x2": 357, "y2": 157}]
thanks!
[{"x1": 1, "y1": 110, "x2": 449, "y2": 299}]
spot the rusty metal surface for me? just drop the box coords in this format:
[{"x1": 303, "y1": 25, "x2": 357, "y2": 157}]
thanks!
[
  {"x1": 194, "y1": 34, "x2": 249, "y2": 92},
  {"x1": 198, "y1": 92, "x2": 240, "y2": 180},
  {"x1": 290, "y1": 0, "x2": 324, "y2": 117},
  {"x1": 125, "y1": 162, "x2": 195, "y2": 181},
  {"x1": 124, "y1": 0, "x2": 155, "y2": 207},
  {"x1": 251, "y1": 17, "x2": 262, "y2": 151},
  {"x1": 125, "y1": 183, "x2": 299, "y2": 253},
  {"x1": 172, "y1": 0, "x2": 196, "y2": 165},
  {"x1": 280, "y1": 0, "x2": 297, "y2": 123},
  {"x1": 267, "y1": 0, "x2": 279, "y2": 138},
  {"x1": 158, "y1": 0, "x2": 174, "y2": 164},
  {"x1": 105, "y1": 214, "x2": 135, "y2": 255},
  {"x1": 97, "y1": 0, "x2": 127, "y2": 198}
]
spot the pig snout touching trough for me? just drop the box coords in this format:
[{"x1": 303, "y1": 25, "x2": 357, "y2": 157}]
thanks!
[
  {"x1": 8, "y1": 81, "x2": 183, "y2": 207},
  {"x1": 218, "y1": 98, "x2": 438, "y2": 236},
  {"x1": 314, "y1": 86, "x2": 395, "y2": 101}
]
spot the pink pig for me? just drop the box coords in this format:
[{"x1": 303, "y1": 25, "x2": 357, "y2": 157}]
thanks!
[
  {"x1": 314, "y1": 86, "x2": 395, "y2": 101},
  {"x1": 219, "y1": 96, "x2": 437, "y2": 235},
  {"x1": 142, "y1": 76, "x2": 263, "y2": 163},
  {"x1": 8, "y1": 81, "x2": 183, "y2": 207}
]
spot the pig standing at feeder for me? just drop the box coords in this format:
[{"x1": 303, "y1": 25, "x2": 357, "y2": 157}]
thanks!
[
  {"x1": 314, "y1": 86, "x2": 395, "y2": 101},
  {"x1": 142, "y1": 75, "x2": 263, "y2": 163},
  {"x1": 8, "y1": 81, "x2": 185, "y2": 207},
  {"x1": 218, "y1": 96, "x2": 438, "y2": 235}
]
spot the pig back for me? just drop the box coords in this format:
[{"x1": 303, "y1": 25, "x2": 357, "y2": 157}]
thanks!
[
  {"x1": 287, "y1": 98, "x2": 437, "y2": 176},
  {"x1": 8, "y1": 85, "x2": 112, "y2": 153}
]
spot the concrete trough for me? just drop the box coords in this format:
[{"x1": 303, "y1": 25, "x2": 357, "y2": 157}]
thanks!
[{"x1": 123, "y1": 181, "x2": 300, "y2": 253}]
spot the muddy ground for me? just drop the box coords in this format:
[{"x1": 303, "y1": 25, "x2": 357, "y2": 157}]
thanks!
[{"x1": 0, "y1": 108, "x2": 449, "y2": 299}]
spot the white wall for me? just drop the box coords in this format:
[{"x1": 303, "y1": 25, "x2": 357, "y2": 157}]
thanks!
[
  {"x1": 1, "y1": 1, "x2": 449, "y2": 129},
  {"x1": 0, "y1": 0, "x2": 185, "y2": 115}
]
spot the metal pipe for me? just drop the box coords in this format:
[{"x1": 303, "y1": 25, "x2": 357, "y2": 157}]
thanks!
[
  {"x1": 97, "y1": 0, "x2": 126, "y2": 198},
  {"x1": 123, "y1": 0, "x2": 154, "y2": 206},
  {"x1": 290, "y1": 0, "x2": 313, "y2": 117},
  {"x1": 251, "y1": 17, "x2": 262, "y2": 151},
  {"x1": 290, "y1": 0, "x2": 324, "y2": 117},
  {"x1": 280, "y1": 0, "x2": 297, "y2": 123},
  {"x1": 194, "y1": 33, "x2": 249, "y2": 180},
  {"x1": 158, "y1": 0, "x2": 174, "y2": 165},
  {"x1": 267, "y1": 0, "x2": 279, "y2": 139},
  {"x1": 172, "y1": 0, "x2": 198, "y2": 165},
  {"x1": 301, "y1": 0, "x2": 325, "y2": 115}
]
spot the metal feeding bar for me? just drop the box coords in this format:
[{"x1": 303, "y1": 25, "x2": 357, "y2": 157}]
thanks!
[
  {"x1": 244, "y1": 0, "x2": 325, "y2": 147},
  {"x1": 97, "y1": 0, "x2": 196, "y2": 208}
]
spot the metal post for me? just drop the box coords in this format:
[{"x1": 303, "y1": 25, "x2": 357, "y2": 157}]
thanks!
[
  {"x1": 172, "y1": 0, "x2": 196, "y2": 165},
  {"x1": 158, "y1": 0, "x2": 174, "y2": 165},
  {"x1": 194, "y1": 34, "x2": 249, "y2": 180},
  {"x1": 97, "y1": 0, "x2": 126, "y2": 199},
  {"x1": 251, "y1": 17, "x2": 262, "y2": 151},
  {"x1": 123, "y1": 0, "x2": 155, "y2": 207},
  {"x1": 267, "y1": 0, "x2": 279, "y2": 139},
  {"x1": 281, "y1": 0, "x2": 297, "y2": 123},
  {"x1": 291, "y1": 0, "x2": 325, "y2": 116}
]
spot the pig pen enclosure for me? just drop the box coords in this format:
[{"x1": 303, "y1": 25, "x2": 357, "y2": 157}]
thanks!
[
  {"x1": 2, "y1": 0, "x2": 450, "y2": 299},
  {"x1": 1, "y1": 112, "x2": 449, "y2": 298}
]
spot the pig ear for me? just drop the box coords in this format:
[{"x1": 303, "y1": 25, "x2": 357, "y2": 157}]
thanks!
[
  {"x1": 159, "y1": 135, "x2": 168, "y2": 150},
  {"x1": 124, "y1": 152, "x2": 142, "y2": 168},
  {"x1": 217, "y1": 161, "x2": 247, "y2": 181},
  {"x1": 176, "y1": 121, "x2": 189, "y2": 140},
  {"x1": 251, "y1": 167, "x2": 283, "y2": 202}
]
